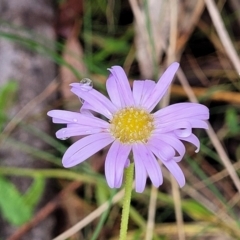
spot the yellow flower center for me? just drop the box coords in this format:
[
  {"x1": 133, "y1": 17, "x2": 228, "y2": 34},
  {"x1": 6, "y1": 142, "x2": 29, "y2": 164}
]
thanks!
[{"x1": 110, "y1": 107, "x2": 155, "y2": 144}]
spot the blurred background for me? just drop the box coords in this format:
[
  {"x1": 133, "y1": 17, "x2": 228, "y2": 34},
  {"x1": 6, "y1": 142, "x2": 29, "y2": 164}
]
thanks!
[{"x1": 0, "y1": 0, "x2": 240, "y2": 239}]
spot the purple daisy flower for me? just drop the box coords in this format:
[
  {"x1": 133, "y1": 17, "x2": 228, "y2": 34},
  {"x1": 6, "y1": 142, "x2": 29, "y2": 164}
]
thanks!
[{"x1": 47, "y1": 62, "x2": 209, "y2": 193}]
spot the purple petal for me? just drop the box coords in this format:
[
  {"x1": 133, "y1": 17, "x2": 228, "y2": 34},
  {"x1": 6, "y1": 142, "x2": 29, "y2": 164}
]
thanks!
[
  {"x1": 62, "y1": 133, "x2": 114, "y2": 167},
  {"x1": 105, "y1": 140, "x2": 131, "y2": 188},
  {"x1": 115, "y1": 172, "x2": 124, "y2": 188},
  {"x1": 154, "y1": 120, "x2": 192, "y2": 137},
  {"x1": 132, "y1": 80, "x2": 156, "y2": 107},
  {"x1": 153, "y1": 134, "x2": 186, "y2": 159},
  {"x1": 80, "y1": 102, "x2": 97, "y2": 116},
  {"x1": 66, "y1": 123, "x2": 79, "y2": 128},
  {"x1": 107, "y1": 66, "x2": 134, "y2": 107},
  {"x1": 174, "y1": 127, "x2": 192, "y2": 138},
  {"x1": 132, "y1": 144, "x2": 147, "y2": 193},
  {"x1": 137, "y1": 144, "x2": 163, "y2": 188},
  {"x1": 149, "y1": 145, "x2": 185, "y2": 187},
  {"x1": 51, "y1": 118, "x2": 70, "y2": 124},
  {"x1": 179, "y1": 133, "x2": 200, "y2": 152},
  {"x1": 154, "y1": 103, "x2": 209, "y2": 121},
  {"x1": 156, "y1": 117, "x2": 208, "y2": 132},
  {"x1": 162, "y1": 160, "x2": 185, "y2": 187},
  {"x1": 47, "y1": 110, "x2": 109, "y2": 128},
  {"x1": 188, "y1": 119, "x2": 209, "y2": 129},
  {"x1": 56, "y1": 126, "x2": 106, "y2": 139},
  {"x1": 124, "y1": 159, "x2": 130, "y2": 168},
  {"x1": 106, "y1": 73, "x2": 122, "y2": 108},
  {"x1": 132, "y1": 80, "x2": 144, "y2": 106},
  {"x1": 147, "y1": 138, "x2": 176, "y2": 161},
  {"x1": 70, "y1": 83, "x2": 117, "y2": 119},
  {"x1": 173, "y1": 156, "x2": 183, "y2": 162},
  {"x1": 142, "y1": 62, "x2": 179, "y2": 111},
  {"x1": 141, "y1": 80, "x2": 156, "y2": 104}
]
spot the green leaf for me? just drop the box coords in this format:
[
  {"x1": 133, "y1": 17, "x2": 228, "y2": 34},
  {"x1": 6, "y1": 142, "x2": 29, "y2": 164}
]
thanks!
[
  {"x1": 225, "y1": 108, "x2": 240, "y2": 134},
  {"x1": 0, "y1": 80, "x2": 18, "y2": 110},
  {"x1": 0, "y1": 176, "x2": 32, "y2": 226},
  {"x1": 182, "y1": 200, "x2": 212, "y2": 221},
  {"x1": 95, "y1": 182, "x2": 110, "y2": 205},
  {"x1": 22, "y1": 176, "x2": 45, "y2": 211},
  {"x1": 0, "y1": 80, "x2": 18, "y2": 130}
]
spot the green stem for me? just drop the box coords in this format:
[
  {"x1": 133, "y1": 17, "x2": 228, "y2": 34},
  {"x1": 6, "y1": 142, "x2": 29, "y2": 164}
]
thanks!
[
  {"x1": 119, "y1": 163, "x2": 134, "y2": 240},
  {"x1": 0, "y1": 167, "x2": 104, "y2": 185}
]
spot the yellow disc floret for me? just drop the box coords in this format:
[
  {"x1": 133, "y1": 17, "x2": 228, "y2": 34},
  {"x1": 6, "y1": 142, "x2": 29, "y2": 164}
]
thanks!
[{"x1": 110, "y1": 107, "x2": 155, "y2": 144}]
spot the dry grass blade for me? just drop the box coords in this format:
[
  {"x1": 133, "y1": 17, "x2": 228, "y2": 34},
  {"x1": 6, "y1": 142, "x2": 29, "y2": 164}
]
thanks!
[
  {"x1": 176, "y1": 1, "x2": 205, "y2": 55},
  {"x1": 145, "y1": 186, "x2": 157, "y2": 240},
  {"x1": 205, "y1": 0, "x2": 240, "y2": 73},
  {"x1": 170, "y1": 176, "x2": 185, "y2": 240},
  {"x1": 52, "y1": 189, "x2": 125, "y2": 240},
  {"x1": 0, "y1": 79, "x2": 58, "y2": 145},
  {"x1": 170, "y1": 84, "x2": 240, "y2": 104}
]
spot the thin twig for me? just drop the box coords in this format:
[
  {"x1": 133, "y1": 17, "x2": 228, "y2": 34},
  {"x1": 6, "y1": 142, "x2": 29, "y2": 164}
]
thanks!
[
  {"x1": 167, "y1": 0, "x2": 178, "y2": 63},
  {"x1": 177, "y1": 1, "x2": 205, "y2": 54},
  {"x1": 0, "y1": 78, "x2": 59, "y2": 145},
  {"x1": 205, "y1": 0, "x2": 240, "y2": 73},
  {"x1": 145, "y1": 186, "x2": 158, "y2": 240},
  {"x1": 170, "y1": 176, "x2": 185, "y2": 240},
  {"x1": 170, "y1": 84, "x2": 240, "y2": 104}
]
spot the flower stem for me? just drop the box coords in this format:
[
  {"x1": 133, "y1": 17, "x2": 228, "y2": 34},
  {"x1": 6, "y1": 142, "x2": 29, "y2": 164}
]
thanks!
[{"x1": 119, "y1": 162, "x2": 134, "y2": 240}]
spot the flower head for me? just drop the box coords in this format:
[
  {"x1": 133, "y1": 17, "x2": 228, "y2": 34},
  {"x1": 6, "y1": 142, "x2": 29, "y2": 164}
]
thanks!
[{"x1": 48, "y1": 63, "x2": 209, "y2": 193}]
